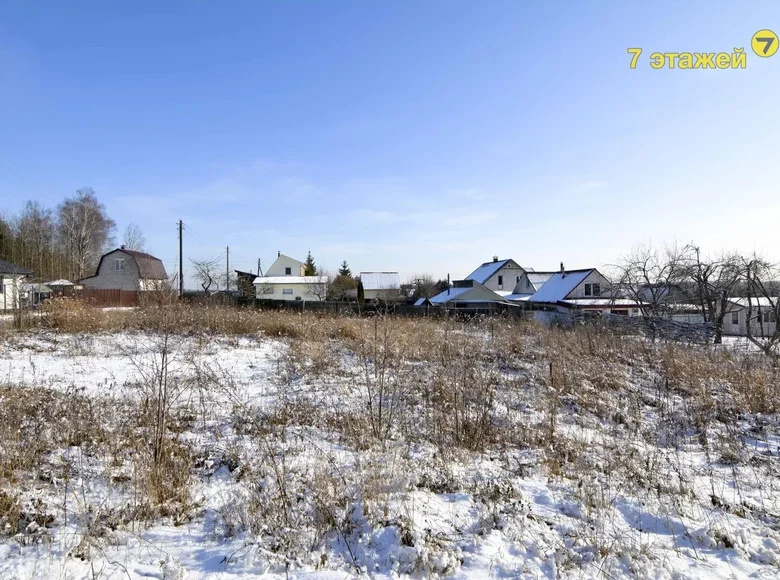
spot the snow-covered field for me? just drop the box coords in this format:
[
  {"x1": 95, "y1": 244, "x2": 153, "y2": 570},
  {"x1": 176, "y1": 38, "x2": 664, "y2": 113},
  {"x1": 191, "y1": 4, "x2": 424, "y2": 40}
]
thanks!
[{"x1": 0, "y1": 323, "x2": 779, "y2": 579}]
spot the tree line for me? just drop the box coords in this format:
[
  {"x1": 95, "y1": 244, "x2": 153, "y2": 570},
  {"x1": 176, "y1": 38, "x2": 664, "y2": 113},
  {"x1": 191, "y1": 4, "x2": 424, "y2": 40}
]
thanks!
[{"x1": 0, "y1": 188, "x2": 146, "y2": 282}]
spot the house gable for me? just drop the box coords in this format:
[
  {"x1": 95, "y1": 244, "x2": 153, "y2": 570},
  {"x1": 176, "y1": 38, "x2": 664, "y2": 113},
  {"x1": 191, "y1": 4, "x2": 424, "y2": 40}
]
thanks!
[
  {"x1": 466, "y1": 258, "x2": 526, "y2": 293},
  {"x1": 564, "y1": 270, "x2": 611, "y2": 300},
  {"x1": 80, "y1": 248, "x2": 167, "y2": 291},
  {"x1": 266, "y1": 254, "x2": 305, "y2": 277},
  {"x1": 512, "y1": 271, "x2": 555, "y2": 295}
]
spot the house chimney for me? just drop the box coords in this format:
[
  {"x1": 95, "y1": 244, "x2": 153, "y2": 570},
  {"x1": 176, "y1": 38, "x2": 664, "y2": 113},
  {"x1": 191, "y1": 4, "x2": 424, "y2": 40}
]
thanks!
[
  {"x1": 560, "y1": 262, "x2": 565, "y2": 276},
  {"x1": 493, "y1": 255, "x2": 498, "y2": 262},
  {"x1": 277, "y1": 251, "x2": 281, "y2": 257},
  {"x1": 447, "y1": 273, "x2": 450, "y2": 295},
  {"x1": 120, "y1": 245, "x2": 126, "y2": 250}
]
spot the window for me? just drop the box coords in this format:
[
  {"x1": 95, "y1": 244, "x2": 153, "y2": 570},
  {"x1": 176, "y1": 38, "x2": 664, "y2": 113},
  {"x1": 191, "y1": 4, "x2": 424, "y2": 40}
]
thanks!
[
  {"x1": 731, "y1": 311, "x2": 739, "y2": 325},
  {"x1": 115, "y1": 259, "x2": 124, "y2": 272},
  {"x1": 584, "y1": 283, "x2": 601, "y2": 297},
  {"x1": 526, "y1": 279, "x2": 532, "y2": 289},
  {"x1": 0, "y1": 277, "x2": 4, "y2": 294},
  {"x1": 285, "y1": 267, "x2": 292, "y2": 275},
  {"x1": 261, "y1": 286, "x2": 274, "y2": 295},
  {"x1": 282, "y1": 288, "x2": 293, "y2": 295},
  {"x1": 761, "y1": 311, "x2": 776, "y2": 323},
  {"x1": 497, "y1": 275, "x2": 503, "y2": 288},
  {"x1": 516, "y1": 276, "x2": 520, "y2": 283}
]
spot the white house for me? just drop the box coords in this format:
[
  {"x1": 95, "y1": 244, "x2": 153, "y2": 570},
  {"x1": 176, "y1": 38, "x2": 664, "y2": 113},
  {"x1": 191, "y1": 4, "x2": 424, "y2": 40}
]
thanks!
[
  {"x1": 254, "y1": 252, "x2": 328, "y2": 301},
  {"x1": 722, "y1": 297, "x2": 778, "y2": 337},
  {"x1": 528, "y1": 266, "x2": 643, "y2": 316},
  {"x1": 465, "y1": 257, "x2": 529, "y2": 295},
  {"x1": 359, "y1": 272, "x2": 401, "y2": 302},
  {"x1": 0, "y1": 259, "x2": 34, "y2": 311}
]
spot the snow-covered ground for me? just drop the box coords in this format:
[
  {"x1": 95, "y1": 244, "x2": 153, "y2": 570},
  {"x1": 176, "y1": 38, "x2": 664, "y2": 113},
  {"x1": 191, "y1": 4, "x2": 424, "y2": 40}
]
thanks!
[{"x1": 0, "y1": 328, "x2": 779, "y2": 579}]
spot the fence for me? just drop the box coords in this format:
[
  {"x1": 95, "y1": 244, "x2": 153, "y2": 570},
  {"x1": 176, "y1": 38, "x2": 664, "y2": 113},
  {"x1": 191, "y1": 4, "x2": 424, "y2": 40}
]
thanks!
[
  {"x1": 570, "y1": 311, "x2": 715, "y2": 344},
  {"x1": 75, "y1": 289, "x2": 140, "y2": 307},
  {"x1": 237, "y1": 298, "x2": 530, "y2": 319}
]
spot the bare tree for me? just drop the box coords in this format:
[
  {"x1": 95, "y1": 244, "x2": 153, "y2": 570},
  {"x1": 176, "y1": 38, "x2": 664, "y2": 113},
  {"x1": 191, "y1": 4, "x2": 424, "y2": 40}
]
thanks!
[
  {"x1": 411, "y1": 274, "x2": 441, "y2": 300},
  {"x1": 57, "y1": 188, "x2": 116, "y2": 280},
  {"x1": 743, "y1": 255, "x2": 780, "y2": 356},
  {"x1": 190, "y1": 257, "x2": 223, "y2": 295},
  {"x1": 123, "y1": 223, "x2": 147, "y2": 252},
  {"x1": 17, "y1": 201, "x2": 54, "y2": 281},
  {"x1": 304, "y1": 269, "x2": 330, "y2": 301},
  {"x1": 682, "y1": 246, "x2": 743, "y2": 344},
  {"x1": 611, "y1": 243, "x2": 689, "y2": 317}
]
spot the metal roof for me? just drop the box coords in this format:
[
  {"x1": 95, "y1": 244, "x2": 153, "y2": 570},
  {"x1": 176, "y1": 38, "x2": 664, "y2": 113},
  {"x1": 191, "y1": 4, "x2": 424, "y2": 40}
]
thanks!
[
  {"x1": 359, "y1": 272, "x2": 401, "y2": 291},
  {"x1": 86, "y1": 249, "x2": 168, "y2": 281},
  {"x1": 429, "y1": 286, "x2": 473, "y2": 304},
  {"x1": 526, "y1": 272, "x2": 555, "y2": 288},
  {"x1": 0, "y1": 259, "x2": 33, "y2": 276},
  {"x1": 528, "y1": 269, "x2": 594, "y2": 303},
  {"x1": 465, "y1": 259, "x2": 511, "y2": 284}
]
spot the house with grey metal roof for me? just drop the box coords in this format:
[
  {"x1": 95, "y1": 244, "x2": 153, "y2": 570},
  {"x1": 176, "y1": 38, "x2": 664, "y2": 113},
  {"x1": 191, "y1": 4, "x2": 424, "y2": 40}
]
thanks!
[
  {"x1": 465, "y1": 257, "x2": 530, "y2": 296},
  {"x1": 359, "y1": 272, "x2": 402, "y2": 302},
  {"x1": 428, "y1": 279, "x2": 510, "y2": 307},
  {"x1": 0, "y1": 259, "x2": 34, "y2": 311},
  {"x1": 527, "y1": 265, "x2": 643, "y2": 316},
  {"x1": 79, "y1": 247, "x2": 169, "y2": 291},
  {"x1": 506, "y1": 271, "x2": 557, "y2": 302}
]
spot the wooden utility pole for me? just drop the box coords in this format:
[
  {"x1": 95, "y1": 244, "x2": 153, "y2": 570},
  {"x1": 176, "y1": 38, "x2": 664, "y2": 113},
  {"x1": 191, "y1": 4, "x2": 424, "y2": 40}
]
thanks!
[
  {"x1": 226, "y1": 246, "x2": 230, "y2": 293},
  {"x1": 178, "y1": 220, "x2": 183, "y2": 298}
]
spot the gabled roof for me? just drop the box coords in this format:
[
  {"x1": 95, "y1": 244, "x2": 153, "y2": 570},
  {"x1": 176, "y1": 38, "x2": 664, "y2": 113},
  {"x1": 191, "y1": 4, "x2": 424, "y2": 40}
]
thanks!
[
  {"x1": 528, "y1": 269, "x2": 595, "y2": 303},
  {"x1": 512, "y1": 271, "x2": 557, "y2": 295},
  {"x1": 429, "y1": 280, "x2": 508, "y2": 304},
  {"x1": 360, "y1": 272, "x2": 401, "y2": 291},
  {"x1": 275, "y1": 254, "x2": 305, "y2": 266},
  {"x1": 0, "y1": 259, "x2": 33, "y2": 276},
  {"x1": 526, "y1": 272, "x2": 556, "y2": 289},
  {"x1": 466, "y1": 259, "x2": 521, "y2": 284}
]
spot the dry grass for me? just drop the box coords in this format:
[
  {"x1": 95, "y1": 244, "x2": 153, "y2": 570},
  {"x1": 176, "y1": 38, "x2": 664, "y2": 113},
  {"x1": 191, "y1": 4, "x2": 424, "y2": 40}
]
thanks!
[{"x1": 3, "y1": 302, "x2": 780, "y2": 574}]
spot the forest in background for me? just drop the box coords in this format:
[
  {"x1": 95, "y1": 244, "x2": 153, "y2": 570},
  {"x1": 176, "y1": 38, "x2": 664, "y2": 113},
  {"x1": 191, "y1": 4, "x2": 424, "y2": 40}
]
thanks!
[{"x1": 0, "y1": 188, "x2": 145, "y2": 282}]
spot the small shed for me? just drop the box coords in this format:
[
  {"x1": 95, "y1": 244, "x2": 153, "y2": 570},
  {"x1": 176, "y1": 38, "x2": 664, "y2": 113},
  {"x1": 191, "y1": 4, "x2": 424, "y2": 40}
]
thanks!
[
  {"x1": 45, "y1": 279, "x2": 77, "y2": 296},
  {"x1": 22, "y1": 283, "x2": 53, "y2": 307},
  {"x1": 359, "y1": 272, "x2": 402, "y2": 302}
]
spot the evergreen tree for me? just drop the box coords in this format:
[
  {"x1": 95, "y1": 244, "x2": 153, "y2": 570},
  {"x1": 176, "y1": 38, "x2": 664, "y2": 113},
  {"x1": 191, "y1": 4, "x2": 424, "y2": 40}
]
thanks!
[
  {"x1": 303, "y1": 251, "x2": 317, "y2": 276},
  {"x1": 338, "y1": 260, "x2": 352, "y2": 278}
]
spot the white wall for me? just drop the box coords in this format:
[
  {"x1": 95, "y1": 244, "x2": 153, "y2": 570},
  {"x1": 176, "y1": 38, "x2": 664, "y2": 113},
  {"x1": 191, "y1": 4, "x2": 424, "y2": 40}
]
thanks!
[
  {"x1": 726, "y1": 308, "x2": 777, "y2": 337},
  {"x1": 482, "y1": 262, "x2": 526, "y2": 293},
  {"x1": 266, "y1": 255, "x2": 305, "y2": 277},
  {"x1": 0, "y1": 275, "x2": 24, "y2": 311},
  {"x1": 566, "y1": 271, "x2": 611, "y2": 299},
  {"x1": 256, "y1": 282, "x2": 327, "y2": 301}
]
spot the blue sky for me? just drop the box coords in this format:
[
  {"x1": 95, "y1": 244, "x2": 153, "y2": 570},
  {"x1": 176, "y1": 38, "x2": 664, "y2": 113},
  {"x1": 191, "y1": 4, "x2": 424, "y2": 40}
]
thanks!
[{"x1": 2, "y1": 1, "x2": 780, "y2": 285}]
